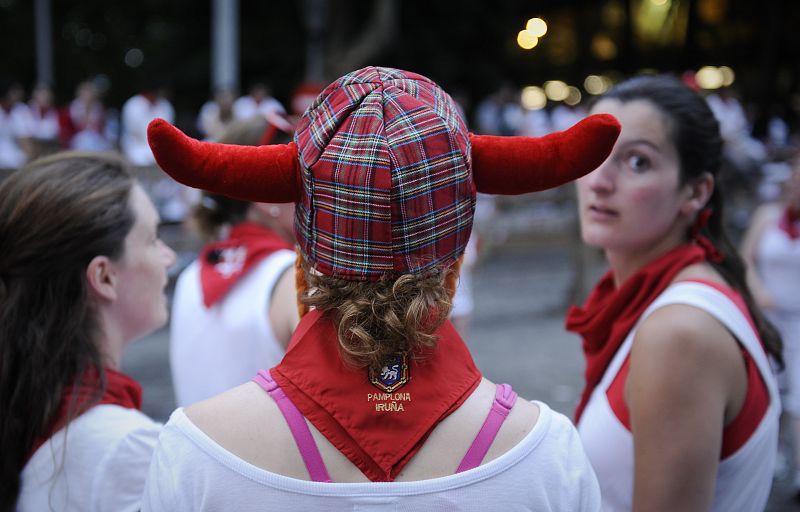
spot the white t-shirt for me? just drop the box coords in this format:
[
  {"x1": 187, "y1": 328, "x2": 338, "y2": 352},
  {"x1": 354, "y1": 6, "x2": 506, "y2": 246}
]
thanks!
[
  {"x1": 577, "y1": 282, "x2": 780, "y2": 512},
  {"x1": 232, "y1": 95, "x2": 285, "y2": 121},
  {"x1": 18, "y1": 404, "x2": 162, "y2": 512},
  {"x1": 170, "y1": 249, "x2": 296, "y2": 407},
  {"x1": 120, "y1": 94, "x2": 175, "y2": 166},
  {"x1": 142, "y1": 402, "x2": 600, "y2": 511},
  {"x1": 0, "y1": 104, "x2": 31, "y2": 169}
]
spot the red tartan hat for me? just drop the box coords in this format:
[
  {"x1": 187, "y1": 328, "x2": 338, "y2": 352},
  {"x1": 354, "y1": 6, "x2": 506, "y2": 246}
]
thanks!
[{"x1": 147, "y1": 66, "x2": 620, "y2": 280}]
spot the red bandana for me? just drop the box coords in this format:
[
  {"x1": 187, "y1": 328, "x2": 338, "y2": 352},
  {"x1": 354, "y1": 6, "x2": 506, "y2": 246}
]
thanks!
[
  {"x1": 28, "y1": 367, "x2": 142, "y2": 460},
  {"x1": 199, "y1": 222, "x2": 293, "y2": 307},
  {"x1": 779, "y1": 206, "x2": 800, "y2": 240},
  {"x1": 566, "y1": 243, "x2": 707, "y2": 423},
  {"x1": 271, "y1": 309, "x2": 482, "y2": 482}
]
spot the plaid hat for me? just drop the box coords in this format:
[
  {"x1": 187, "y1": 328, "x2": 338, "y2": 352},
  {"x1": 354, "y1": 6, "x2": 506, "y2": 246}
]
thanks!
[
  {"x1": 293, "y1": 67, "x2": 473, "y2": 279},
  {"x1": 147, "y1": 66, "x2": 620, "y2": 281}
]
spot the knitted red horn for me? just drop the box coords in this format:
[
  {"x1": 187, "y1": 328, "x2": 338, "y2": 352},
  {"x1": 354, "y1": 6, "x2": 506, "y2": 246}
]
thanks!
[
  {"x1": 146, "y1": 118, "x2": 300, "y2": 203},
  {"x1": 470, "y1": 113, "x2": 620, "y2": 195}
]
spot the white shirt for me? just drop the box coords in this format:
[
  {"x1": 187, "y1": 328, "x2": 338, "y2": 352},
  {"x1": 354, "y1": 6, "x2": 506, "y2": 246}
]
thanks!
[
  {"x1": 121, "y1": 95, "x2": 175, "y2": 166},
  {"x1": 0, "y1": 104, "x2": 31, "y2": 168},
  {"x1": 232, "y1": 95, "x2": 285, "y2": 121},
  {"x1": 170, "y1": 249, "x2": 296, "y2": 407},
  {"x1": 757, "y1": 216, "x2": 800, "y2": 312},
  {"x1": 142, "y1": 402, "x2": 601, "y2": 511},
  {"x1": 18, "y1": 404, "x2": 162, "y2": 512},
  {"x1": 578, "y1": 282, "x2": 780, "y2": 512}
]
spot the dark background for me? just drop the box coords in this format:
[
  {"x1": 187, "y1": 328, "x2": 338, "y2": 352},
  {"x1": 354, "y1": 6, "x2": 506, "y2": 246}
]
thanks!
[{"x1": 2, "y1": 0, "x2": 798, "y2": 136}]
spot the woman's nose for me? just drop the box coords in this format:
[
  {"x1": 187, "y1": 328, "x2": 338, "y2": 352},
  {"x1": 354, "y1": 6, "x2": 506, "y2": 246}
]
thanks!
[{"x1": 584, "y1": 158, "x2": 616, "y2": 194}]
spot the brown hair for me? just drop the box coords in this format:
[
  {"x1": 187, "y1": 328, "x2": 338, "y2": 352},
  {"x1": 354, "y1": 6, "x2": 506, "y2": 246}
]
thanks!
[
  {"x1": 0, "y1": 152, "x2": 135, "y2": 509},
  {"x1": 297, "y1": 255, "x2": 463, "y2": 373}
]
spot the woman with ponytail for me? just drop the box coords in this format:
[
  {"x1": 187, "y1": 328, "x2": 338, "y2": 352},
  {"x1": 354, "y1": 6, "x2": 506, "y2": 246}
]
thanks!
[
  {"x1": 0, "y1": 152, "x2": 175, "y2": 511},
  {"x1": 141, "y1": 66, "x2": 620, "y2": 511},
  {"x1": 568, "y1": 75, "x2": 782, "y2": 512},
  {"x1": 170, "y1": 116, "x2": 298, "y2": 407}
]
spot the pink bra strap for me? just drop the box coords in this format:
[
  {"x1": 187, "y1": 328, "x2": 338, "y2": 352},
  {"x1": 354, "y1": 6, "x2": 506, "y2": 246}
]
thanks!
[
  {"x1": 456, "y1": 383, "x2": 518, "y2": 473},
  {"x1": 252, "y1": 370, "x2": 332, "y2": 483}
]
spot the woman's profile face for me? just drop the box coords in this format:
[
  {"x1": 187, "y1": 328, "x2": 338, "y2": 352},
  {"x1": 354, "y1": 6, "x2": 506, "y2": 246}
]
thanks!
[
  {"x1": 109, "y1": 184, "x2": 176, "y2": 343},
  {"x1": 576, "y1": 98, "x2": 694, "y2": 255}
]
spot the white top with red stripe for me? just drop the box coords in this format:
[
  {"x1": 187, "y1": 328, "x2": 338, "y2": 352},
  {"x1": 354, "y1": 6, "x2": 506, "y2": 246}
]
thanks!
[{"x1": 577, "y1": 281, "x2": 780, "y2": 512}]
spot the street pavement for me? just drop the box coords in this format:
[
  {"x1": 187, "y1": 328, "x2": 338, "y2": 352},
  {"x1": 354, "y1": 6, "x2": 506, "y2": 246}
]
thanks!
[{"x1": 122, "y1": 226, "x2": 799, "y2": 510}]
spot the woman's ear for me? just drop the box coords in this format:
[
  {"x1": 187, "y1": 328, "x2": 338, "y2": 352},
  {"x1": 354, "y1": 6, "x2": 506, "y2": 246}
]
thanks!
[
  {"x1": 86, "y1": 255, "x2": 117, "y2": 302},
  {"x1": 681, "y1": 172, "x2": 714, "y2": 217}
]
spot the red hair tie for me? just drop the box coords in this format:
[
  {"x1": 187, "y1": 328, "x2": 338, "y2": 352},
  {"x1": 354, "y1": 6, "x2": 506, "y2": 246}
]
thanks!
[{"x1": 691, "y1": 208, "x2": 725, "y2": 263}]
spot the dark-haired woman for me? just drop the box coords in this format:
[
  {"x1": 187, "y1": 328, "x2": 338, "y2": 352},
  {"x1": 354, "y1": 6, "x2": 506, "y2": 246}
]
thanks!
[
  {"x1": 0, "y1": 153, "x2": 175, "y2": 511},
  {"x1": 568, "y1": 75, "x2": 781, "y2": 511},
  {"x1": 170, "y1": 117, "x2": 298, "y2": 407}
]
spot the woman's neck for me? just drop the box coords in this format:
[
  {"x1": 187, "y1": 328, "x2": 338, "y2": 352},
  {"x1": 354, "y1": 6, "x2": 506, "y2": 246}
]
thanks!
[{"x1": 605, "y1": 231, "x2": 689, "y2": 287}]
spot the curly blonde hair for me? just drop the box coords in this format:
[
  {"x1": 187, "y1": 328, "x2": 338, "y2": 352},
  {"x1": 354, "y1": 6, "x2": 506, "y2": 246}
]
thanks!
[{"x1": 295, "y1": 255, "x2": 463, "y2": 373}]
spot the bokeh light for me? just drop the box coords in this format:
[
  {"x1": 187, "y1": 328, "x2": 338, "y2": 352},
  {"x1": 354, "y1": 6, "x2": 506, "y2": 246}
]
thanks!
[
  {"x1": 526, "y1": 18, "x2": 548, "y2": 38},
  {"x1": 521, "y1": 86, "x2": 547, "y2": 110},
  {"x1": 544, "y1": 80, "x2": 569, "y2": 101},
  {"x1": 517, "y1": 30, "x2": 538, "y2": 50}
]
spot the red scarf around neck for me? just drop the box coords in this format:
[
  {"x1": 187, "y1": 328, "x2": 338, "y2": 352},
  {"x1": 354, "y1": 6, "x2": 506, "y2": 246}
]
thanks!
[
  {"x1": 199, "y1": 222, "x2": 293, "y2": 307},
  {"x1": 566, "y1": 243, "x2": 708, "y2": 423},
  {"x1": 779, "y1": 206, "x2": 800, "y2": 240},
  {"x1": 271, "y1": 308, "x2": 482, "y2": 482},
  {"x1": 28, "y1": 367, "x2": 142, "y2": 461}
]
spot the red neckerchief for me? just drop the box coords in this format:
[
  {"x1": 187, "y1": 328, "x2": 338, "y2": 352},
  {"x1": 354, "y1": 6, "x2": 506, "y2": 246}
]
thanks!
[
  {"x1": 271, "y1": 308, "x2": 482, "y2": 482},
  {"x1": 199, "y1": 222, "x2": 292, "y2": 307},
  {"x1": 779, "y1": 206, "x2": 800, "y2": 240},
  {"x1": 27, "y1": 367, "x2": 142, "y2": 461},
  {"x1": 566, "y1": 243, "x2": 707, "y2": 423}
]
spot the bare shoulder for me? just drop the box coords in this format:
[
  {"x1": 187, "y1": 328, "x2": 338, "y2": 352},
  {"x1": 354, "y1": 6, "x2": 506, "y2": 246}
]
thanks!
[
  {"x1": 630, "y1": 304, "x2": 744, "y2": 398},
  {"x1": 184, "y1": 382, "x2": 295, "y2": 469}
]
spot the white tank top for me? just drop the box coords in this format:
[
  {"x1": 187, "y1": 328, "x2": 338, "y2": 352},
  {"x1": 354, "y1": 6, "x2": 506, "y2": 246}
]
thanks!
[
  {"x1": 577, "y1": 282, "x2": 780, "y2": 512},
  {"x1": 170, "y1": 249, "x2": 296, "y2": 407},
  {"x1": 757, "y1": 219, "x2": 800, "y2": 312}
]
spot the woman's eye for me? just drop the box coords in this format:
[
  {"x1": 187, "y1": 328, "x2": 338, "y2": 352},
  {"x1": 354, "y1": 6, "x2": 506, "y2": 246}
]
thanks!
[{"x1": 626, "y1": 154, "x2": 650, "y2": 172}]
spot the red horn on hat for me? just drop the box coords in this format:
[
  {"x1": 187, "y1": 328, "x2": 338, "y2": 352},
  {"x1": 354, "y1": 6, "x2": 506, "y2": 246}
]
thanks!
[
  {"x1": 146, "y1": 118, "x2": 300, "y2": 203},
  {"x1": 470, "y1": 113, "x2": 620, "y2": 195}
]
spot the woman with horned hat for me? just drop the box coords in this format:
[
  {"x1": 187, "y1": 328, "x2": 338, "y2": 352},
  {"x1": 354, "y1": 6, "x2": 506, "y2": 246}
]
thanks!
[{"x1": 141, "y1": 67, "x2": 619, "y2": 511}]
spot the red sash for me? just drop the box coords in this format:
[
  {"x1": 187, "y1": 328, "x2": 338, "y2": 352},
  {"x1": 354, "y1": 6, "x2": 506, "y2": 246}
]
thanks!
[
  {"x1": 271, "y1": 309, "x2": 482, "y2": 481},
  {"x1": 199, "y1": 222, "x2": 293, "y2": 307},
  {"x1": 566, "y1": 243, "x2": 707, "y2": 423},
  {"x1": 778, "y1": 206, "x2": 799, "y2": 240},
  {"x1": 28, "y1": 367, "x2": 142, "y2": 460}
]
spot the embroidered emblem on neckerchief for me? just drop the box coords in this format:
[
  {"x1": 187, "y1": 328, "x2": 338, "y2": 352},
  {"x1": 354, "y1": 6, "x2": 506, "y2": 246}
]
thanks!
[
  {"x1": 199, "y1": 222, "x2": 293, "y2": 307},
  {"x1": 271, "y1": 308, "x2": 482, "y2": 481},
  {"x1": 369, "y1": 352, "x2": 409, "y2": 393}
]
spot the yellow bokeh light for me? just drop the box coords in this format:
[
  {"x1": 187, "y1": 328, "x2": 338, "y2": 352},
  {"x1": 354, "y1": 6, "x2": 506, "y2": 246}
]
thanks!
[
  {"x1": 521, "y1": 86, "x2": 547, "y2": 110},
  {"x1": 526, "y1": 18, "x2": 548, "y2": 38},
  {"x1": 517, "y1": 30, "x2": 538, "y2": 50},
  {"x1": 651, "y1": 0, "x2": 669, "y2": 6},
  {"x1": 719, "y1": 65, "x2": 735, "y2": 86},
  {"x1": 584, "y1": 75, "x2": 609, "y2": 95},
  {"x1": 544, "y1": 80, "x2": 569, "y2": 102},
  {"x1": 696, "y1": 66, "x2": 724, "y2": 89},
  {"x1": 591, "y1": 34, "x2": 617, "y2": 61},
  {"x1": 565, "y1": 86, "x2": 582, "y2": 106}
]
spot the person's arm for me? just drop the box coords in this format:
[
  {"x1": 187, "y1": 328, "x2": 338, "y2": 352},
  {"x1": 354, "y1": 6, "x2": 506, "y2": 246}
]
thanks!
[
  {"x1": 627, "y1": 304, "x2": 746, "y2": 512},
  {"x1": 740, "y1": 205, "x2": 778, "y2": 311},
  {"x1": 269, "y1": 264, "x2": 300, "y2": 350}
]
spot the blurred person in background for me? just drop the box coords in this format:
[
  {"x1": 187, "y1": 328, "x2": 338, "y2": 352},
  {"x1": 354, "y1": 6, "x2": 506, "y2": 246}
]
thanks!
[
  {"x1": 61, "y1": 79, "x2": 112, "y2": 152},
  {"x1": 170, "y1": 116, "x2": 298, "y2": 407},
  {"x1": 0, "y1": 79, "x2": 32, "y2": 169},
  {"x1": 25, "y1": 82, "x2": 61, "y2": 158},
  {"x1": 568, "y1": 75, "x2": 782, "y2": 512},
  {"x1": 121, "y1": 82, "x2": 176, "y2": 166},
  {"x1": 197, "y1": 87, "x2": 236, "y2": 141},
  {"x1": 741, "y1": 155, "x2": 800, "y2": 494},
  {"x1": 233, "y1": 82, "x2": 285, "y2": 121},
  {"x1": 0, "y1": 153, "x2": 176, "y2": 511},
  {"x1": 141, "y1": 66, "x2": 619, "y2": 511}
]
